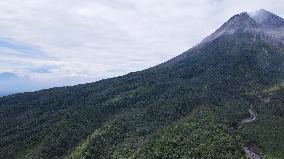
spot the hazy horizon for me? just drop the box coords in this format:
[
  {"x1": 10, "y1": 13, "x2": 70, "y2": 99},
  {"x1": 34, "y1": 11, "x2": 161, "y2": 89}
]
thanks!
[{"x1": 1, "y1": 0, "x2": 284, "y2": 95}]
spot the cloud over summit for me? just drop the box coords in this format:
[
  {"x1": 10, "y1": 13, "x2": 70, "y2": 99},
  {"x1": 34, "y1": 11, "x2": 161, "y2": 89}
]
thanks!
[{"x1": 0, "y1": 0, "x2": 283, "y2": 87}]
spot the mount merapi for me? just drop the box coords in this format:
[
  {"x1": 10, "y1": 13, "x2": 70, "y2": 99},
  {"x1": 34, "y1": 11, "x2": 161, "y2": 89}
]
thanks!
[{"x1": 1, "y1": 9, "x2": 284, "y2": 159}]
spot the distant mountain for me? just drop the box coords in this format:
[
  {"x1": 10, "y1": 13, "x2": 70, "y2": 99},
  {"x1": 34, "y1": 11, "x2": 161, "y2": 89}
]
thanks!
[
  {"x1": 0, "y1": 72, "x2": 46, "y2": 97},
  {"x1": 0, "y1": 38, "x2": 51, "y2": 96},
  {"x1": 0, "y1": 72, "x2": 19, "y2": 80},
  {"x1": 0, "y1": 10, "x2": 283, "y2": 159},
  {"x1": 0, "y1": 72, "x2": 20, "y2": 96}
]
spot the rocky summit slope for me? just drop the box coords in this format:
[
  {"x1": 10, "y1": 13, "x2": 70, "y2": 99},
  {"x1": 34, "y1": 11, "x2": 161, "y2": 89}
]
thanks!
[{"x1": 0, "y1": 10, "x2": 284, "y2": 159}]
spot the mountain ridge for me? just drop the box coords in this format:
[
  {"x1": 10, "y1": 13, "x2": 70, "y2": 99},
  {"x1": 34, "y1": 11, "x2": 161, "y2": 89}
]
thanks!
[
  {"x1": 208, "y1": 9, "x2": 284, "y2": 43},
  {"x1": 0, "y1": 72, "x2": 19, "y2": 80},
  {"x1": 0, "y1": 10, "x2": 284, "y2": 159},
  {"x1": 249, "y1": 9, "x2": 284, "y2": 28},
  {"x1": 157, "y1": 9, "x2": 284, "y2": 68}
]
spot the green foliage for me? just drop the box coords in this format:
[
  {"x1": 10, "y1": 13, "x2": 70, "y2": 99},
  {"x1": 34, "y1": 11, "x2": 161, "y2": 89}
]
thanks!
[
  {"x1": 239, "y1": 87, "x2": 284, "y2": 158},
  {"x1": 134, "y1": 110, "x2": 245, "y2": 159},
  {"x1": 0, "y1": 32, "x2": 283, "y2": 158}
]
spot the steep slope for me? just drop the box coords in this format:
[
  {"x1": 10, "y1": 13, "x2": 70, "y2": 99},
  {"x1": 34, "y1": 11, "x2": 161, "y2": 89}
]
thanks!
[
  {"x1": 160, "y1": 10, "x2": 284, "y2": 68},
  {"x1": 0, "y1": 10, "x2": 284, "y2": 159}
]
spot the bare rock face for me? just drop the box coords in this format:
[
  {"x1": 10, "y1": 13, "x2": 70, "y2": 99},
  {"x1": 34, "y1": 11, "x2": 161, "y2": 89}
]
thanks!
[
  {"x1": 249, "y1": 9, "x2": 284, "y2": 28},
  {"x1": 200, "y1": 12, "x2": 258, "y2": 44},
  {"x1": 249, "y1": 9, "x2": 284, "y2": 43},
  {"x1": 158, "y1": 10, "x2": 284, "y2": 68},
  {"x1": 202, "y1": 9, "x2": 284, "y2": 45}
]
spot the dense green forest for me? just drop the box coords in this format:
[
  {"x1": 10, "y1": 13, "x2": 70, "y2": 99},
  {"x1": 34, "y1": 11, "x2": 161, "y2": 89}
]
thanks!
[
  {"x1": 1, "y1": 8, "x2": 284, "y2": 158},
  {"x1": 0, "y1": 32, "x2": 283, "y2": 159}
]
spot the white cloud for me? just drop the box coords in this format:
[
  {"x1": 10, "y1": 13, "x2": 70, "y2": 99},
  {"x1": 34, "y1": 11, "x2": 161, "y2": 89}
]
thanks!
[{"x1": 0, "y1": 0, "x2": 283, "y2": 88}]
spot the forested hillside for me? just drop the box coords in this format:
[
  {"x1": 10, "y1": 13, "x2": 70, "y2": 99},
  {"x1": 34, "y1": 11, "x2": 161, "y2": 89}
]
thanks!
[{"x1": 0, "y1": 10, "x2": 284, "y2": 159}]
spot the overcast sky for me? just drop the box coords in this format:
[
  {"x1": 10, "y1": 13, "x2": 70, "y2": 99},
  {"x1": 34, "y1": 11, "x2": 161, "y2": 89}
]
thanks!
[{"x1": 0, "y1": 0, "x2": 284, "y2": 86}]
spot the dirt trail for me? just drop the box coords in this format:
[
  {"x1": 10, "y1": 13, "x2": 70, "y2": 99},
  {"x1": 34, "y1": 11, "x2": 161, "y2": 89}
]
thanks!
[
  {"x1": 241, "y1": 109, "x2": 256, "y2": 124},
  {"x1": 240, "y1": 109, "x2": 261, "y2": 159},
  {"x1": 244, "y1": 147, "x2": 261, "y2": 159}
]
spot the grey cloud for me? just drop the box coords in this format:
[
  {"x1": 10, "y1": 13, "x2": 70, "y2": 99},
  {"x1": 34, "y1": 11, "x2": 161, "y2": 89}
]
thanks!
[
  {"x1": 0, "y1": 38, "x2": 47, "y2": 58},
  {"x1": 0, "y1": 0, "x2": 283, "y2": 88}
]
